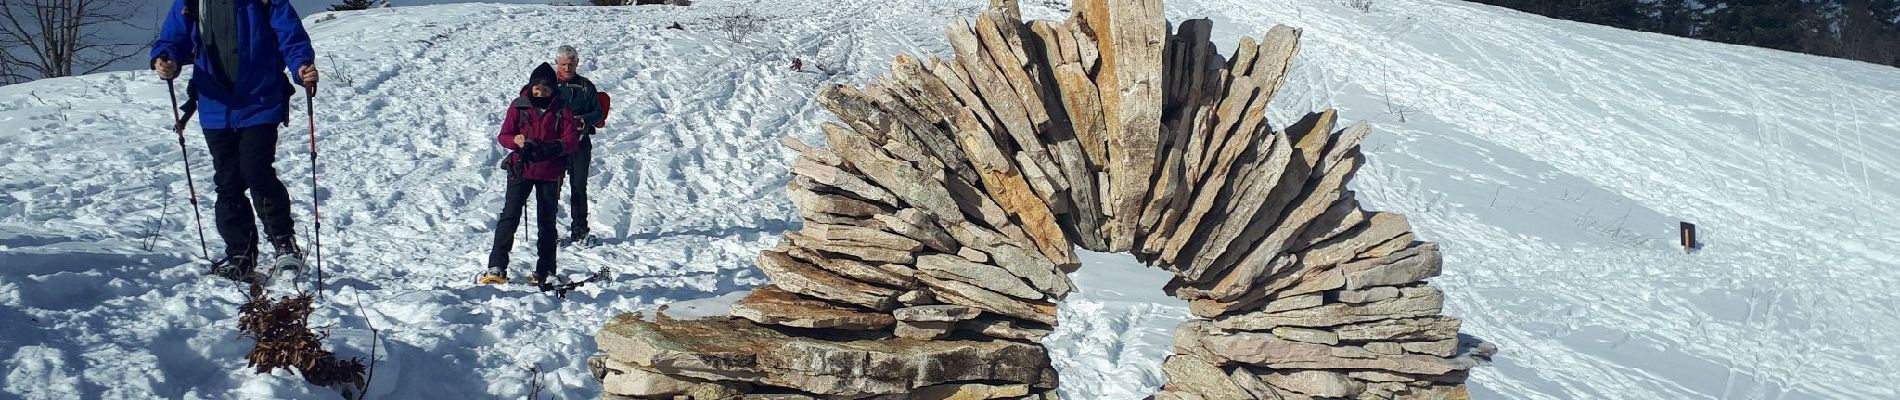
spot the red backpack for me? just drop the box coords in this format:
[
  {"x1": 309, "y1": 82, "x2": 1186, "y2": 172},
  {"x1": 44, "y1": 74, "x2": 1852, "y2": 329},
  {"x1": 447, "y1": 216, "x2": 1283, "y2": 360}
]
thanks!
[{"x1": 595, "y1": 92, "x2": 612, "y2": 128}]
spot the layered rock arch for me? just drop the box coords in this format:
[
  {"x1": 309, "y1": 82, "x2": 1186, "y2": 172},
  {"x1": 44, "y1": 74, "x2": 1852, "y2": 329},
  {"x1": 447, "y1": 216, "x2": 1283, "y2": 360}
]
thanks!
[{"x1": 592, "y1": 1, "x2": 1491, "y2": 398}]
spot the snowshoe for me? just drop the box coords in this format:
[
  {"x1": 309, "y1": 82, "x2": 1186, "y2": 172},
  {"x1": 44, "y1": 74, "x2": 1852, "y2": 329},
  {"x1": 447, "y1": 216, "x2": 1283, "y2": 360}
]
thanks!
[
  {"x1": 208, "y1": 253, "x2": 262, "y2": 284},
  {"x1": 529, "y1": 271, "x2": 553, "y2": 287},
  {"x1": 538, "y1": 267, "x2": 611, "y2": 298},
  {"x1": 267, "y1": 235, "x2": 308, "y2": 276},
  {"x1": 477, "y1": 265, "x2": 510, "y2": 285},
  {"x1": 560, "y1": 232, "x2": 598, "y2": 248}
]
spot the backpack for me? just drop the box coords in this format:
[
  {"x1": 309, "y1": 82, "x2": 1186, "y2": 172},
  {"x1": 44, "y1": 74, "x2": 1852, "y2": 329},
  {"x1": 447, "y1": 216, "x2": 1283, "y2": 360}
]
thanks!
[
  {"x1": 596, "y1": 92, "x2": 612, "y2": 127},
  {"x1": 181, "y1": 0, "x2": 273, "y2": 21},
  {"x1": 180, "y1": 0, "x2": 286, "y2": 86}
]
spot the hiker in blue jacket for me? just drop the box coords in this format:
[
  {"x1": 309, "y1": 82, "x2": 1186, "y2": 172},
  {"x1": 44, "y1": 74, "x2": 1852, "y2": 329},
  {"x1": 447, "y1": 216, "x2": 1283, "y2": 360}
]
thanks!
[{"x1": 151, "y1": 0, "x2": 320, "y2": 282}]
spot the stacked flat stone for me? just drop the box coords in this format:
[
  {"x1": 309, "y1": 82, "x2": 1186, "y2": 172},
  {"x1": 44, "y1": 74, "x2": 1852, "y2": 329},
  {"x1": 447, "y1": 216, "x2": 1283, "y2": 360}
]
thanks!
[{"x1": 594, "y1": 1, "x2": 1491, "y2": 399}]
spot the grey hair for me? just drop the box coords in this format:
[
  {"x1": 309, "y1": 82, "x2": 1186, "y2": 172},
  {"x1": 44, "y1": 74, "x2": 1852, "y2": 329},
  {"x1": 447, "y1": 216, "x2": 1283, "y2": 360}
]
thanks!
[{"x1": 555, "y1": 45, "x2": 579, "y2": 61}]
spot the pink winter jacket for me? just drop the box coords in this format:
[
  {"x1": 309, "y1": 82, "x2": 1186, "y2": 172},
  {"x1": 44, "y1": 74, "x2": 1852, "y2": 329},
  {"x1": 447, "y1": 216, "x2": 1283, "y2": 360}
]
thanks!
[{"x1": 496, "y1": 89, "x2": 579, "y2": 182}]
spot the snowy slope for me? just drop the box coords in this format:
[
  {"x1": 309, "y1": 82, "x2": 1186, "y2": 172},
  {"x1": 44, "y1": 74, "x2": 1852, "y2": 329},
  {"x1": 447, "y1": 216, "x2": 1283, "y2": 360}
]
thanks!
[
  {"x1": 3, "y1": 0, "x2": 1898, "y2": 399},
  {"x1": 1184, "y1": 2, "x2": 1900, "y2": 398}
]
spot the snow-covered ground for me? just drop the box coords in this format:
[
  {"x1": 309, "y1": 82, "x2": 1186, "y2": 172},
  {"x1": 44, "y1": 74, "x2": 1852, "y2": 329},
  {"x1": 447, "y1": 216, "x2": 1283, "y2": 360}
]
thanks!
[{"x1": 3, "y1": 0, "x2": 1897, "y2": 399}]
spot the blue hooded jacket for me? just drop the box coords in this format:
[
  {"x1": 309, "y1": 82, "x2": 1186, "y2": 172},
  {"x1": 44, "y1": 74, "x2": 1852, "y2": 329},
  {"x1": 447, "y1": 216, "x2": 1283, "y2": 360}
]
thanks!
[{"x1": 151, "y1": 0, "x2": 315, "y2": 130}]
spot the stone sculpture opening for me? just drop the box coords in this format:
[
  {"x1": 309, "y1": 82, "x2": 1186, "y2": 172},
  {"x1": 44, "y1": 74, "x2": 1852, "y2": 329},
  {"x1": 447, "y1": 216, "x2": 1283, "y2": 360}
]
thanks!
[
  {"x1": 591, "y1": 1, "x2": 1494, "y2": 399},
  {"x1": 1044, "y1": 250, "x2": 1192, "y2": 396}
]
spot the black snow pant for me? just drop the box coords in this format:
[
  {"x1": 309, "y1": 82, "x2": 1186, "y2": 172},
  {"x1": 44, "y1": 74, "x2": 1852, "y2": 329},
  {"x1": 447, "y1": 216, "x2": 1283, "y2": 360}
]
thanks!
[
  {"x1": 204, "y1": 124, "x2": 296, "y2": 258},
  {"x1": 489, "y1": 176, "x2": 562, "y2": 276},
  {"x1": 566, "y1": 135, "x2": 592, "y2": 238}
]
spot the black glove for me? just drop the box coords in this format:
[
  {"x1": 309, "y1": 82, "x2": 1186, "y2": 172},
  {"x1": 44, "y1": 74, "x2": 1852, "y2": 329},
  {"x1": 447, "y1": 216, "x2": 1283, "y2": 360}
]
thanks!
[
  {"x1": 517, "y1": 142, "x2": 544, "y2": 162},
  {"x1": 519, "y1": 142, "x2": 564, "y2": 162},
  {"x1": 535, "y1": 142, "x2": 566, "y2": 161}
]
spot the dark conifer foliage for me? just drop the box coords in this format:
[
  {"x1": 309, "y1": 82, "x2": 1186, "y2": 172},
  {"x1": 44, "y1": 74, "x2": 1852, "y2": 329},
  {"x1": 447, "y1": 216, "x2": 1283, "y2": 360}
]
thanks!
[
  {"x1": 1461, "y1": 0, "x2": 1900, "y2": 67},
  {"x1": 329, "y1": 0, "x2": 374, "y2": 11}
]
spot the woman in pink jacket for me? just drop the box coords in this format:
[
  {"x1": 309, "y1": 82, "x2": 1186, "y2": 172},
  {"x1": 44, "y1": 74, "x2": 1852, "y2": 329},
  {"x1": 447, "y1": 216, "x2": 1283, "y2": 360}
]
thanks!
[{"x1": 482, "y1": 63, "x2": 579, "y2": 285}]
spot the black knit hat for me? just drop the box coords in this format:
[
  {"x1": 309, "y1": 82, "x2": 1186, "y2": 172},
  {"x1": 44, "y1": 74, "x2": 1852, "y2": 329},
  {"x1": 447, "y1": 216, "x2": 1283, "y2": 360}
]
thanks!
[{"x1": 528, "y1": 62, "x2": 557, "y2": 89}]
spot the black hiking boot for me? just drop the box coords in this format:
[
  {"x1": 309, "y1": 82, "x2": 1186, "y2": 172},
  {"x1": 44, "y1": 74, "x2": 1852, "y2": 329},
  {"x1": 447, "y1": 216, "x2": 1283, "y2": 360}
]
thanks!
[
  {"x1": 209, "y1": 252, "x2": 259, "y2": 283},
  {"x1": 529, "y1": 269, "x2": 555, "y2": 286},
  {"x1": 562, "y1": 229, "x2": 596, "y2": 247},
  {"x1": 267, "y1": 234, "x2": 308, "y2": 273}
]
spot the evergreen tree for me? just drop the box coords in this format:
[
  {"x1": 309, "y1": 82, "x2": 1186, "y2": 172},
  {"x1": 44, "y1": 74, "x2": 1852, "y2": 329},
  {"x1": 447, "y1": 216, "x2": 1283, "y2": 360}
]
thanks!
[
  {"x1": 330, "y1": 0, "x2": 374, "y2": 11},
  {"x1": 1458, "y1": 0, "x2": 1900, "y2": 67},
  {"x1": 1700, "y1": 1, "x2": 1813, "y2": 51},
  {"x1": 1556, "y1": 0, "x2": 1647, "y2": 28},
  {"x1": 1864, "y1": 0, "x2": 1900, "y2": 64},
  {"x1": 1641, "y1": 0, "x2": 1700, "y2": 36}
]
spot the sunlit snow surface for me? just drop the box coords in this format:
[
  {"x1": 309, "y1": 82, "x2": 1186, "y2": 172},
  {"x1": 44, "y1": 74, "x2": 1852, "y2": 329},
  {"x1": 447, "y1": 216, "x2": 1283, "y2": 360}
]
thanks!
[
  {"x1": 1048, "y1": 251, "x2": 1192, "y2": 398},
  {"x1": 3, "y1": 0, "x2": 1897, "y2": 399}
]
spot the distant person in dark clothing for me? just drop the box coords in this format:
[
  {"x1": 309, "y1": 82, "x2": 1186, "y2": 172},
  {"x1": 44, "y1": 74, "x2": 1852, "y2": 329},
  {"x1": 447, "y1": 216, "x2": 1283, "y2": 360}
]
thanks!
[{"x1": 551, "y1": 45, "x2": 605, "y2": 245}]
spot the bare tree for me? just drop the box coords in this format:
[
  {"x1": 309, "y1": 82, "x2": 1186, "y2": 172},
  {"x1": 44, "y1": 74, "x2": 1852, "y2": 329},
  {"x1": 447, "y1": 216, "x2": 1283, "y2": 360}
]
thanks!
[
  {"x1": 712, "y1": 6, "x2": 767, "y2": 44},
  {"x1": 0, "y1": 0, "x2": 147, "y2": 84},
  {"x1": 1345, "y1": 0, "x2": 1373, "y2": 13},
  {"x1": 0, "y1": 50, "x2": 18, "y2": 83}
]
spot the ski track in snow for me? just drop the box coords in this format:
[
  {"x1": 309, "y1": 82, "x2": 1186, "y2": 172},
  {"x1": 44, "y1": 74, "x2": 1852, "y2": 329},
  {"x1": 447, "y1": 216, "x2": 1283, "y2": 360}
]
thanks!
[{"x1": 3, "y1": 0, "x2": 1898, "y2": 399}]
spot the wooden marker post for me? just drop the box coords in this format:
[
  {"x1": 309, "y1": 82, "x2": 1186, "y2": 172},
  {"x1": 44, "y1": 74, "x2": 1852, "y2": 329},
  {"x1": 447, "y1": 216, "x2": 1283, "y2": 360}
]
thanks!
[{"x1": 1680, "y1": 222, "x2": 1697, "y2": 253}]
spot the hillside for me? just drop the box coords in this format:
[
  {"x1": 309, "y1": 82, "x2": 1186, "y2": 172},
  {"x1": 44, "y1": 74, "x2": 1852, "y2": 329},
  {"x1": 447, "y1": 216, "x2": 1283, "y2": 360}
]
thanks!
[{"x1": 2, "y1": 0, "x2": 1896, "y2": 399}]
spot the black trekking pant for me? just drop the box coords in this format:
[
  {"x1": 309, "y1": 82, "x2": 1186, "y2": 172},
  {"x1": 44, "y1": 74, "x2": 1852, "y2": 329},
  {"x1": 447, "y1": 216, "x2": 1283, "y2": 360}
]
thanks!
[
  {"x1": 566, "y1": 135, "x2": 592, "y2": 237},
  {"x1": 489, "y1": 176, "x2": 562, "y2": 276},
  {"x1": 205, "y1": 124, "x2": 295, "y2": 257}
]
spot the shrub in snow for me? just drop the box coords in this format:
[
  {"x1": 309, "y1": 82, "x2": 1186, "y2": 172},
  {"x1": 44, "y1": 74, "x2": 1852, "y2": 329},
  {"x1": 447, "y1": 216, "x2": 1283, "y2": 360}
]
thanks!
[
  {"x1": 238, "y1": 292, "x2": 369, "y2": 398},
  {"x1": 1346, "y1": 0, "x2": 1372, "y2": 13},
  {"x1": 712, "y1": 7, "x2": 767, "y2": 44}
]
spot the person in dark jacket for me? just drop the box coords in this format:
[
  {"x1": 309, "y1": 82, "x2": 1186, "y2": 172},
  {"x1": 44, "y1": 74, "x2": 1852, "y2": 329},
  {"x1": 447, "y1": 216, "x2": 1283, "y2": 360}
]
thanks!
[
  {"x1": 483, "y1": 63, "x2": 581, "y2": 285},
  {"x1": 552, "y1": 45, "x2": 605, "y2": 245},
  {"x1": 151, "y1": 0, "x2": 320, "y2": 282}
]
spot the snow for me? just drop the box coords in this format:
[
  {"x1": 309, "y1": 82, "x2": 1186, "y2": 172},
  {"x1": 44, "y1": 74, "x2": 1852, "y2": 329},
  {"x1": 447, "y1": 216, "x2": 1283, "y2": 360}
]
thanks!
[
  {"x1": 2, "y1": 0, "x2": 1897, "y2": 399},
  {"x1": 1047, "y1": 251, "x2": 1192, "y2": 398}
]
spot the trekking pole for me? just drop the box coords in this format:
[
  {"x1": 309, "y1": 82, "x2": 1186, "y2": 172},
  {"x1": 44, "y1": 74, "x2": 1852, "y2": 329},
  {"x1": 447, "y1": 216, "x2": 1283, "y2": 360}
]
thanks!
[
  {"x1": 305, "y1": 92, "x2": 325, "y2": 298},
  {"x1": 167, "y1": 80, "x2": 211, "y2": 260}
]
